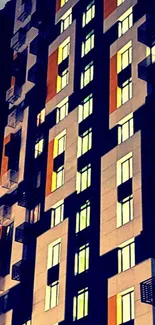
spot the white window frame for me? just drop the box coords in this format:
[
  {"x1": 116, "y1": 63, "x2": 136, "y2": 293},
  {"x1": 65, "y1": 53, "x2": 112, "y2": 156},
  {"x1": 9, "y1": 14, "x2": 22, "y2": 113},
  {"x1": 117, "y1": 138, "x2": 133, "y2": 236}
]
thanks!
[
  {"x1": 82, "y1": 1, "x2": 95, "y2": 27},
  {"x1": 118, "y1": 113, "x2": 134, "y2": 144},
  {"x1": 45, "y1": 281, "x2": 59, "y2": 311},
  {"x1": 118, "y1": 238, "x2": 135, "y2": 273},
  {"x1": 76, "y1": 200, "x2": 90, "y2": 233},
  {"x1": 73, "y1": 288, "x2": 89, "y2": 321},
  {"x1": 75, "y1": 243, "x2": 89, "y2": 275},
  {"x1": 51, "y1": 200, "x2": 64, "y2": 228},
  {"x1": 78, "y1": 94, "x2": 93, "y2": 123},
  {"x1": 82, "y1": 30, "x2": 94, "y2": 57},
  {"x1": 117, "y1": 195, "x2": 133, "y2": 227},
  {"x1": 77, "y1": 164, "x2": 91, "y2": 193},
  {"x1": 80, "y1": 62, "x2": 94, "y2": 89},
  {"x1": 78, "y1": 128, "x2": 92, "y2": 157},
  {"x1": 47, "y1": 239, "x2": 61, "y2": 269}
]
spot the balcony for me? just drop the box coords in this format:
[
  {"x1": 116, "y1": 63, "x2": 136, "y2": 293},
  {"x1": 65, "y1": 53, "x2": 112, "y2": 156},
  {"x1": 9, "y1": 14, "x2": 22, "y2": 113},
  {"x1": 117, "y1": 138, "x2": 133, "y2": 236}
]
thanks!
[
  {"x1": 0, "y1": 206, "x2": 11, "y2": 225},
  {"x1": 0, "y1": 293, "x2": 9, "y2": 314},
  {"x1": 17, "y1": 1, "x2": 32, "y2": 22},
  {"x1": 140, "y1": 276, "x2": 155, "y2": 306},
  {"x1": 12, "y1": 260, "x2": 32, "y2": 281},
  {"x1": 8, "y1": 107, "x2": 23, "y2": 128},
  {"x1": 15, "y1": 222, "x2": 30, "y2": 244},
  {"x1": 138, "y1": 54, "x2": 155, "y2": 83},
  {"x1": 1, "y1": 170, "x2": 18, "y2": 189},
  {"x1": 6, "y1": 85, "x2": 22, "y2": 104},
  {"x1": 11, "y1": 28, "x2": 26, "y2": 51},
  {"x1": 138, "y1": 19, "x2": 155, "y2": 47}
]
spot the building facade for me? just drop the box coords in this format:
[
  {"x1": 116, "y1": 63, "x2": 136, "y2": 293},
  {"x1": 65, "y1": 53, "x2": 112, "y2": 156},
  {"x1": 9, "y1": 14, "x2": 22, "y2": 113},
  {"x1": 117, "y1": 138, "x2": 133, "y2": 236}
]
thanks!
[{"x1": 0, "y1": 0, "x2": 155, "y2": 324}]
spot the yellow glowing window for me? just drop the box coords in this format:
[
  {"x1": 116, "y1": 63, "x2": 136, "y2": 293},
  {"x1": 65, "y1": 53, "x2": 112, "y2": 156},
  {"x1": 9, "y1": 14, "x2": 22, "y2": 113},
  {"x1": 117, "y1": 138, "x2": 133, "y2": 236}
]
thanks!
[
  {"x1": 76, "y1": 164, "x2": 91, "y2": 193},
  {"x1": 117, "y1": 152, "x2": 133, "y2": 186},
  {"x1": 51, "y1": 200, "x2": 64, "y2": 228},
  {"x1": 118, "y1": 8, "x2": 133, "y2": 37},
  {"x1": 58, "y1": 37, "x2": 70, "y2": 64},
  {"x1": 77, "y1": 128, "x2": 92, "y2": 158},
  {"x1": 47, "y1": 239, "x2": 61, "y2": 269},
  {"x1": 118, "y1": 238, "x2": 135, "y2": 272},
  {"x1": 82, "y1": 1, "x2": 95, "y2": 27},
  {"x1": 61, "y1": 0, "x2": 69, "y2": 7},
  {"x1": 45, "y1": 281, "x2": 59, "y2": 311},
  {"x1": 73, "y1": 288, "x2": 88, "y2": 321},
  {"x1": 117, "y1": 41, "x2": 132, "y2": 73},
  {"x1": 75, "y1": 243, "x2": 89, "y2": 275},
  {"x1": 117, "y1": 195, "x2": 133, "y2": 228},
  {"x1": 76, "y1": 200, "x2": 90, "y2": 233},
  {"x1": 78, "y1": 94, "x2": 93, "y2": 123},
  {"x1": 56, "y1": 97, "x2": 69, "y2": 123},
  {"x1": 117, "y1": 288, "x2": 134, "y2": 324},
  {"x1": 118, "y1": 113, "x2": 134, "y2": 144}
]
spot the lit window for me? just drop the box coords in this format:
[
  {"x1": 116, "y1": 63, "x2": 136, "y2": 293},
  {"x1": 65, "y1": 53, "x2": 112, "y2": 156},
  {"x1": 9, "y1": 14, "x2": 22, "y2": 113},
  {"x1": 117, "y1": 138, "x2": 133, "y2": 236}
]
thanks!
[
  {"x1": 77, "y1": 164, "x2": 91, "y2": 193},
  {"x1": 56, "y1": 97, "x2": 68, "y2": 123},
  {"x1": 82, "y1": 30, "x2": 94, "y2": 57},
  {"x1": 117, "y1": 288, "x2": 134, "y2": 324},
  {"x1": 23, "y1": 321, "x2": 31, "y2": 325},
  {"x1": 118, "y1": 113, "x2": 134, "y2": 144},
  {"x1": 117, "y1": 152, "x2": 133, "y2": 186},
  {"x1": 82, "y1": 1, "x2": 95, "y2": 27},
  {"x1": 121, "y1": 78, "x2": 132, "y2": 105},
  {"x1": 54, "y1": 130, "x2": 66, "y2": 158},
  {"x1": 57, "y1": 68, "x2": 69, "y2": 92},
  {"x1": 80, "y1": 62, "x2": 94, "y2": 89},
  {"x1": 73, "y1": 288, "x2": 88, "y2": 321},
  {"x1": 76, "y1": 200, "x2": 90, "y2": 233},
  {"x1": 51, "y1": 200, "x2": 64, "y2": 228},
  {"x1": 75, "y1": 243, "x2": 89, "y2": 275},
  {"x1": 117, "y1": 0, "x2": 125, "y2": 6},
  {"x1": 37, "y1": 108, "x2": 45, "y2": 126},
  {"x1": 117, "y1": 195, "x2": 133, "y2": 227},
  {"x1": 58, "y1": 37, "x2": 70, "y2": 64},
  {"x1": 117, "y1": 42, "x2": 132, "y2": 73},
  {"x1": 34, "y1": 138, "x2": 44, "y2": 158},
  {"x1": 118, "y1": 8, "x2": 133, "y2": 37},
  {"x1": 56, "y1": 165, "x2": 64, "y2": 189},
  {"x1": 78, "y1": 94, "x2": 93, "y2": 123},
  {"x1": 47, "y1": 239, "x2": 61, "y2": 269},
  {"x1": 118, "y1": 238, "x2": 135, "y2": 273},
  {"x1": 29, "y1": 204, "x2": 41, "y2": 223},
  {"x1": 61, "y1": 0, "x2": 69, "y2": 7},
  {"x1": 45, "y1": 281, "x2": 59, "y2": 311},
  {"x1": 61, "y1": 8, "x2": 72, "y2": 33},
  {"x1": 78, "y1": 128, "x2": 92, "y2": 157}
]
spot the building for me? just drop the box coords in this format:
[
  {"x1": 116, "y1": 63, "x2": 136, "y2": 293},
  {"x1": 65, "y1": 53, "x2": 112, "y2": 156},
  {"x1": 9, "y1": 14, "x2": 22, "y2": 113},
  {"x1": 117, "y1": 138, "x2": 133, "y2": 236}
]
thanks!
[{"x1": 0, "y1": 0, "x2": 155, "y2": 324}]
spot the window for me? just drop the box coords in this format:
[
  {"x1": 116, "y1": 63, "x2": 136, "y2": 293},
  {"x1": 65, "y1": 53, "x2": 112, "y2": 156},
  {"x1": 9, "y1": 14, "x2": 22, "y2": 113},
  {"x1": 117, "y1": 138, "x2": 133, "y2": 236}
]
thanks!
[
  {"x1": 73, "y1": 288, "x2": 88, "y2": 321},
  {"x1": 56, "y1": 165, "x2": 64, "y2": 189},
  {"x1": 117, "y1": 195, "x2": 133, "y2": 227},
  {"x1": 57, "y1": 68, "x2": 69, "y2": 92},
  {"x1": 51, "y1": 200, "x2": 64, "y2": 228},
  {"x1": 117, "y1": 0, "x2": 125, "y2": 6},
  {"x1": 118, "y1": 238, "x2": 135, "y2": 273},
  {"x1": 117, "y1": 288, "x2": 134, "y2": 324},
  {"x1": 82, "y1": 30, "x2": 94, "y2": 57},
  {"x1": 61, "y1": 8, "x2": 72, "y2": 33},
  {"x1": 54, "y1": 130, "x2": 66, "y2": 158},
  {"x1": 47, "y1": 239, "x2": 61, "y2": 269},
  {"x1": 37, "y1": 108, "x2": 45, "y2": 126},
  {"x1": 121, "y1": 78, "x2": 132, "y2": 105},
  {"x1": 61, "y1": 0, "x2": 69, "y2": 7},
  {"x1": 58, "y1": 37, "x2": 70, "y2": 64},
  {"x1": 117, "y1": 152, "x2": 133, "y2": 186},
  {"x1": 45, "y1": 281, "x2": 59, "y2": 311},
  {"x1": 75, "y1": 243, "x2": 89, "y2": 275},
  {"x1": 78, "y1": 94, "x2": 93, "y2": 123},
  {"x1": 23, "y1": 321, "x2": 31, "y2": 325},
  {"x1": 78, "y1": 128, "x2": 92, "y2": 157},
  {"x1": 82, "y1": 1, "x2": 95, "y2": 27},
  {"x1": 118, "y1": 8, "x2": 133, "y2": 37},
  {"x1": 29, "y1": 204, "x2": 41, "y2": 223},
  {"x1": 80, "y1": 62, "x2": 94, "y2": 89},
  {"x1": 76, "y1": 200, "x2": 90, "y2": 233},
  {"x1": 117, "y1": 42, "x2": 132, "y2": 73},
  {"x1": 118, "y1": 113, "x2": 134, "y2": 144},
  {"x1": 77, "y1": 164, "x2": 91, "y2": 193},
  {"x1": 56, "y1": 97, "x2": 68, "y2": 123},
  {"x1": 34, "y1": 138, "x2": 44, "y2": 158}
]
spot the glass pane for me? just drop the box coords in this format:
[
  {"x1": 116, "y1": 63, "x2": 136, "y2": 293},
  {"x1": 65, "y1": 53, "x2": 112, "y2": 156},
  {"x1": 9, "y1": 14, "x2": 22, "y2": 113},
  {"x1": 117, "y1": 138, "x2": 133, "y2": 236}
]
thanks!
[
  {"x1": 122, "y1": 245, "x2": 130, "y2": 271},
  {"x1": 77, "y1": 293, "x2": 84, "y2": 319},
  {"x1": 122, "y1": 293, "x2": 131, "y2": 322}
]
